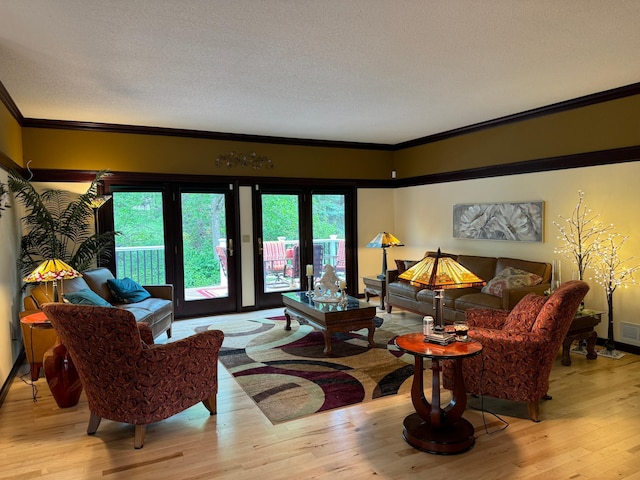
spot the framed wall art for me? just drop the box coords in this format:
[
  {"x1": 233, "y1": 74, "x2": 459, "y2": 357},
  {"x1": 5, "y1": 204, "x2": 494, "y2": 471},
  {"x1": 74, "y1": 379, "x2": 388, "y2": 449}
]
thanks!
[{"x1": 453, "y1": 201, "x2": 544, "y2": 242}]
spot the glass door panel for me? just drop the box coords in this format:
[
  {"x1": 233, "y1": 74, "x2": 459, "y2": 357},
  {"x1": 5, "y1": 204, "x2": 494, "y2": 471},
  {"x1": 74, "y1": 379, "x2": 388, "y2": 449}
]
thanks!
[
  {"x1": 312, "y1": 194, "x2": 346, "y2": 284},
  {"x1": 181, "y1": 192, "x2": 228, "y2": 301},
  {"x1": 112, "y1": 191, "x2": 166, "y2": 284},
  {"x1": 260, "y1": 193, "x2": 300, "y2": 295}
]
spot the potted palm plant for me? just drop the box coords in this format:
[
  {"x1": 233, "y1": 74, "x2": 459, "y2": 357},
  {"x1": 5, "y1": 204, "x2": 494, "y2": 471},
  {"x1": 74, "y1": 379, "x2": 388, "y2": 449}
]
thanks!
[{"x1": 8, "y1": 169, "x2": 118, "y2": 278}]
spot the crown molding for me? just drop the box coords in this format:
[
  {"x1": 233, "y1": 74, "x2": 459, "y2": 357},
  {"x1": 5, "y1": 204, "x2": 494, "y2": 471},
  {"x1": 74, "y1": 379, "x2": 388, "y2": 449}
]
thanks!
[
  {"x1": 395, "y1": 82, "x2": 640, "y2": 149},
  {"x1": 2, "y1": 79, "x2": 640, "y2": 151},
  {"x1": 393, "y1": 145, "x2": 640, "y2": 188},
  {"x1": 0, "y1": 80, "x2": 24, "y2": 124}
]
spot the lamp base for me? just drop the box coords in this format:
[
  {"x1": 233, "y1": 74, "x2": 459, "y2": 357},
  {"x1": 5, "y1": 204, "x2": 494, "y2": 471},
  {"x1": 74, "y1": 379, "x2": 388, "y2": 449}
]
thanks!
[{"x1": 424, "y1": 331, "x2": 457, "y2": 345}]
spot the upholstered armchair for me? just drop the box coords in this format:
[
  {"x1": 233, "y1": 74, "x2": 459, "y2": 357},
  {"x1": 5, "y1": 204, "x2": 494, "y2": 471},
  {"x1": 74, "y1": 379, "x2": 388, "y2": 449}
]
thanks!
[
  {"x1": 442, "y1": 280, "x2": 589, "y2": 421},
  {"x1": 41, "y1": 303, "x2": 224, "y2": 448}
]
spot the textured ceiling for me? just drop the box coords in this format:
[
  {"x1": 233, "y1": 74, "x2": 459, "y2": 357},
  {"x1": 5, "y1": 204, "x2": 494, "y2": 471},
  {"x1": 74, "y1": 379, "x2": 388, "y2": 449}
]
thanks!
[{"x1": 1, "y1": 0, "x2": 639, "y2": 145}]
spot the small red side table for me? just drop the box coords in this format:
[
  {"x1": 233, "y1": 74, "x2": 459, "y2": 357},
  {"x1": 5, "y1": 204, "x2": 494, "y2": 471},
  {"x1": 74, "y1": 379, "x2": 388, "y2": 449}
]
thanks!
[{"x1": 21, "y1": 311, "x2": 83, "y2": 408}]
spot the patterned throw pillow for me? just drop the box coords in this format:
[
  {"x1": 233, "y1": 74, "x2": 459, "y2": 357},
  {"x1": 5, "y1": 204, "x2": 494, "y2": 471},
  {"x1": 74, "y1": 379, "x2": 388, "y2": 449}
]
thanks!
[
  {"x1": 107, "y1": 277, "x2": 151, "y2": 303},
  {"x1": 481, "y1": 267, "x2": 543, "y2": 297},
  {"x1": 395, "y1": 259, "x2": 418, "y2": 275},
  {"x1": 502, "y1": 293, "x2": 547, "y2": 332}
]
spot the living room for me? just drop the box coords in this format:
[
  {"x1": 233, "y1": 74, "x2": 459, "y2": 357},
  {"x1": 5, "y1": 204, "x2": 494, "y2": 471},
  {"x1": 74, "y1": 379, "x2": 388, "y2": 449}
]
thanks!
[{"x1": 1, "y1": 2, "x2": 640, "y2": 477}]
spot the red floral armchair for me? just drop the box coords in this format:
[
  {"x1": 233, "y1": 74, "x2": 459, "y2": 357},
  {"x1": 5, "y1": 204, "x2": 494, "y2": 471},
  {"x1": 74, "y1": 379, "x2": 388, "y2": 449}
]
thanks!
[
  {"x1": 442, "y1": 280, "x2": 589, "y2": 421},
  {"x1": 42, "y1": 303, "x2": 224, "y2": 448}
]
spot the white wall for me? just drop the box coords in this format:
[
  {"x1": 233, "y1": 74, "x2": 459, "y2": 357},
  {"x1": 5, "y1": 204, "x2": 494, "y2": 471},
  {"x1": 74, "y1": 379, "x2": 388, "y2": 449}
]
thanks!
[
  {"x1": 0, "y1": 167, "x2": 22, "y2": 387},
  {"x1": 389, "y1": 161, "x2": 640, "y2": 340}
]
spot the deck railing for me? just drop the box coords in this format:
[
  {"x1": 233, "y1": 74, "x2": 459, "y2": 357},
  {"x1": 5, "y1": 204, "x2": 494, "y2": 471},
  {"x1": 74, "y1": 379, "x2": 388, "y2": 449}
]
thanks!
[{"x1": 115, "y1": 246, "x2": 165, "y2": 284}]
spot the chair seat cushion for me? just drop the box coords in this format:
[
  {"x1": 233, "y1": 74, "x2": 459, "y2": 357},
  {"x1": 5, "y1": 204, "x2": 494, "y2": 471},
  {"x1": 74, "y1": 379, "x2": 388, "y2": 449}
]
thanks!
[{"x1": 502, "y1": 293, "x2": 548, "y2": 332}]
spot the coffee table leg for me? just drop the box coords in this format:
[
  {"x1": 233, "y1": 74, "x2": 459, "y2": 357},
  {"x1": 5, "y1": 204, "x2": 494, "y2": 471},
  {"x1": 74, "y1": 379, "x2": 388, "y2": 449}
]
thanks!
[
  {"x1": 367, "y1": 324, "x2": 375, "y2": 348},
  {"x1": 322, "y1": 332, "x2": 332, "y2": 355},
  {"x1": 284, "y1": 310, "x2": 292, "y2": 331}
]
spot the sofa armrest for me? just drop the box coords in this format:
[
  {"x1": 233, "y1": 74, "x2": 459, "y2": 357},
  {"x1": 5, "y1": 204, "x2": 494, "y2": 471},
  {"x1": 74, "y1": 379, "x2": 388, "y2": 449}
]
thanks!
[
  {"x1": 501, "y1": 283, "x2": 550, "y2": 310},
  {"x1": 386, "y1": 269, "x2": 399, "y2": 285},
  {"x1": 142, "y1": 284, "x2": 174, "y2": 301}
]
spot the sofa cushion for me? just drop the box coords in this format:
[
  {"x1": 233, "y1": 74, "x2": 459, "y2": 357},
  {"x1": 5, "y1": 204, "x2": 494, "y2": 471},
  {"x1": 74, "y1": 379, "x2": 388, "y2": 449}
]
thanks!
[
  {"x1": 387, "y1": 280, "x2": 423, "y2": 300},
  {"x1": 107, "y1": 277, "x2": 152, "y2": 303},
  {"x1": 456, "y1": 255, "x2": 497, "y2": 284},
  {"x1": 117, "y1": 297, "x2": 172, "y2": 323},
  {"x1": 481, "y1": 267, "x2": 543, "y2": 297},
  {"x1": 417, "y1": 287, "x2": 481, "y2": 309},
  {"x1": 502, "y1": 293, "x2": 547, "y2": 332},
  {"x1": 455, "y1": 292, "x2": 503, "y2": 312},
  {"x1": 64, "y1": 288, "x2": 113, "y2": 307}
]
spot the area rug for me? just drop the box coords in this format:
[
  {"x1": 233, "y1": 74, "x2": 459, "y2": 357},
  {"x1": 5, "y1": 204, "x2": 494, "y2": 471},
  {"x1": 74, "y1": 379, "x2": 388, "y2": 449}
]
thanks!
[{"x1": 194, "y1": 313, "x2": 419, "y2": 424}]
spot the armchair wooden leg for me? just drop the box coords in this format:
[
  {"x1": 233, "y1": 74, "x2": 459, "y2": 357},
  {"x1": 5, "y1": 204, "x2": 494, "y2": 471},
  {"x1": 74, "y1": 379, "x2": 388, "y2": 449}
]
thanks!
[
  {"x1": 87, "y1": 412, "x2": 102, "y2": 435},
  {"x1": 202, "y1": 394, "x2": 217, "y2": 415},
  {"x1": 527, "y1": 400, "x2": 540, "y2": 422},
  {"x1": 134, "y1": 425, "x2": 146, "y2": 449}
]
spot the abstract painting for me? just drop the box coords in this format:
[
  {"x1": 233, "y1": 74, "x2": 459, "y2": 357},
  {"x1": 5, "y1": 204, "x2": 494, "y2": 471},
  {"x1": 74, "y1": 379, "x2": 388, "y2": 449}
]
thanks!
[{"x1": 453, "y1": 202, "x2": 543, "y2": 242}]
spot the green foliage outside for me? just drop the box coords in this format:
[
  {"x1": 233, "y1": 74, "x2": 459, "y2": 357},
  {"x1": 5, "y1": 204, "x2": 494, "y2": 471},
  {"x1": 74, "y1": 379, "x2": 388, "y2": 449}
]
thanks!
[{"x1": 115, "y1": 191, "x2": 345, "y2": 289}]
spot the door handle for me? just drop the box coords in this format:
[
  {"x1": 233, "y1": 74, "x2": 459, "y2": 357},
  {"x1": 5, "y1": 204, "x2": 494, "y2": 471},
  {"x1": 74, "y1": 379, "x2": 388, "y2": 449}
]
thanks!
[
  {"x1": 258, "y1": 238, "x2": 263, "y2": 256},
  {"x1": 228, "y1": 238, "x2": 234, "y2": 257}
]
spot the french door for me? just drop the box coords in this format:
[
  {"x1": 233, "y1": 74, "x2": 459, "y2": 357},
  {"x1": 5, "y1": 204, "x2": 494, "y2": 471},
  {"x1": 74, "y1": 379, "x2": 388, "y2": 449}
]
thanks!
[
  {"x1": 108, "y1": 184, "x2": 238, "y2": 318},
  {"x1": 254, "y1": 186, "x2": 354, "y2": 309}
]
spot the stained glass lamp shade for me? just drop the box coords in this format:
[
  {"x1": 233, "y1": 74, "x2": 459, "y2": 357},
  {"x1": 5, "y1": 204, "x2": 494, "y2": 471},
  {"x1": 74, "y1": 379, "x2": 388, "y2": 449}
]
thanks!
[
  {"x1": 23, "y1": 259, "x2": 83, "y2": 302},
  {"x1": 366, "y1": 232, "x2": 404, "y2": 280},
  {"x1": 399, "y1": 249, "x2": 485, "y2": 344}
]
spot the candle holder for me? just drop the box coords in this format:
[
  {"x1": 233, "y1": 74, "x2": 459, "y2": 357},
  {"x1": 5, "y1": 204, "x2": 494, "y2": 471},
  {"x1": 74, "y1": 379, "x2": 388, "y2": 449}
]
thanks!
[
  {"x1": 306, "y1": 275, "x2": 314, "y2": 297},
  {"x1": 339, "y1": 287, "x2": 348, "y2": 306}
]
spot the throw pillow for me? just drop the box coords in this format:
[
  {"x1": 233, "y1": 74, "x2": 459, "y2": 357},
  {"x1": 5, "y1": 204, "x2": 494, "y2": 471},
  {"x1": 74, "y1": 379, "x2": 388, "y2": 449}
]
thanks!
[
  {"x1": 107, "y1": 277, "x2": 151, "y2": 303},
  {"x1": 63, "y1": 289, "x2": 113, "y2": 307},
  {"x1": 502, "y1": 293, "x2": 547, "y2": 332},
  {"x1": 395, "y1": 259, "x2": 418, "y2": 275},
  {"x1": 481, "y1": 267, "x2": 543, "y2": 297}
]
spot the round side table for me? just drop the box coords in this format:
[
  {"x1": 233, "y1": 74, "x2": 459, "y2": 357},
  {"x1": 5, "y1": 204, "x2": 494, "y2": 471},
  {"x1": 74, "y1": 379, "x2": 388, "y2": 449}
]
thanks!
[{"x1": 395, "y1": 332, "x2": 482, "y2": 455}]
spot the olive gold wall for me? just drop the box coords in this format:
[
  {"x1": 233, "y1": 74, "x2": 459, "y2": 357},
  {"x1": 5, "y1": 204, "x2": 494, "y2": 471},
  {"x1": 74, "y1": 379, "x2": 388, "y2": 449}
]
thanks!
[
  {"x1": 393, "y1": 94, "x2": 640, "y2": 177},
  {"x1": 22, "y1": 128, "x2": 393, "y2": 179}
]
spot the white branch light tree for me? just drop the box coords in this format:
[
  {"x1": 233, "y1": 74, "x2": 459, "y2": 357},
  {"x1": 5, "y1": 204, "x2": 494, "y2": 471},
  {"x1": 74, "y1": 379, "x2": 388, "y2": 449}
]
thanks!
[
  {"x1": 553, "y1": 190, "x2": 612, "y2": 281},
  {"x1": 591, "y1": 233, "x2": 639, "y2": 353}
]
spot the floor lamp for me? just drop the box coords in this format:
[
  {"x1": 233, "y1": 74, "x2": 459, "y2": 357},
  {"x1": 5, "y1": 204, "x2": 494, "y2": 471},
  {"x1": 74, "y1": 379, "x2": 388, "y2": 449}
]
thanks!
[
  {"x1": 399, "y1": 249, "x2": 485, "y2": 345},
  {"x1": 366, "y1": 232, "x2": 404, "y2": 280}
]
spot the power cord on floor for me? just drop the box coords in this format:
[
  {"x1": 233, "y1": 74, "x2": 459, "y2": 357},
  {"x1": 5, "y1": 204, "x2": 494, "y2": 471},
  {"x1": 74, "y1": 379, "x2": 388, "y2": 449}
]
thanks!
[
  {"x1": 467, "y1": 352, "x2": 509, "y2": 434},
  {"x1": 19, "y1": 325, "x2": 40, "y2": 402}
]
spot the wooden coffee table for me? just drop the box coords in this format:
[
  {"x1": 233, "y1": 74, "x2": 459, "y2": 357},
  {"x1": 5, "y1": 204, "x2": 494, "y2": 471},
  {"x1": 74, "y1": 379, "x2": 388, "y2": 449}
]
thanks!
[{"x1": 282, "y1": 292, "x2": 377, "y2": 355}]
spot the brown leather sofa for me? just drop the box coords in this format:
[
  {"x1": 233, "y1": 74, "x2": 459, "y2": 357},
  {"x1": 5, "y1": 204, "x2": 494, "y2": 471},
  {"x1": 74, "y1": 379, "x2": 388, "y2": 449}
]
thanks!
[
  {"x1": 23, "y1": 267, "x2": 174, "y2": 339},
  {"x1": 386, "y1": 253, "x2": 552, "y2": 322}
]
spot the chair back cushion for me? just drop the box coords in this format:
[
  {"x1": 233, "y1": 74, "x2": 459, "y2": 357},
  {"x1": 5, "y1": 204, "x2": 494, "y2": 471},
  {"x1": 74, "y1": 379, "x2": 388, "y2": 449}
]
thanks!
[
  {"x1": 502, "y1": 293, "x2": 547, "y2": 332},
  {"x1": 531, "y1": 280, "x2": 589, "y2": 337}
]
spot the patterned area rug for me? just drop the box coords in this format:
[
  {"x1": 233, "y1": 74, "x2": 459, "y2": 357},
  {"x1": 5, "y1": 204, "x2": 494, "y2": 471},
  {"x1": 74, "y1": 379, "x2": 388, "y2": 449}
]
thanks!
[{"x1": 193, "y1": 313, "x2": 420, "y2": 424}]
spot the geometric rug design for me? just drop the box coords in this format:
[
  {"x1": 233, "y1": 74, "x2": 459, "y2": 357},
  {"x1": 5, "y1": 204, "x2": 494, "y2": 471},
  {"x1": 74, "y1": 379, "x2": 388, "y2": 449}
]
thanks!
[{"x1": 194, "y1": 314, "x2": 418, "y2": 424}]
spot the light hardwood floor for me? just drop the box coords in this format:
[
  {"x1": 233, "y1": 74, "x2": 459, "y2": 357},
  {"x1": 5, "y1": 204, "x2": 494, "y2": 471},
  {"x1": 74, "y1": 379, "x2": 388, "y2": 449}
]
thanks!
[{"x1": 2, "y1": 308, "x2": 640, "y2": 480}]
